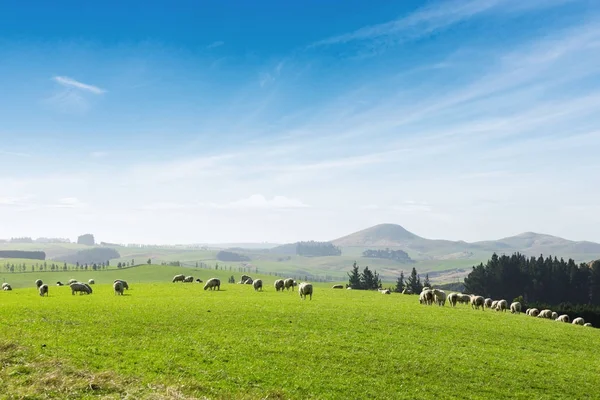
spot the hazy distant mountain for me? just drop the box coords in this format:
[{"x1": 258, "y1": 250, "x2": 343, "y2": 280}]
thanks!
[{"x1": 330, "y1": 224, "x2": 600, "y2": 258}]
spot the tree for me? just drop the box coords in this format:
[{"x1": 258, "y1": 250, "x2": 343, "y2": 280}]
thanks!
[
  {"x1": 132, "y1": 259, "x2": 135, "y2": 266},
  {"x1": 423, "y1": 274, "x2": 431, "y2": 288},
  {"x1": 394, "y1": 272, "x2": 405, "y2": 293},
  {"x1": 361, "y1": 266, "x2": 375, "y2": 290},
  {"x1": 228, "y1": 275, "x2": 235, "y2": 283},
  {"x1": 407, "y1": 267, "x2": 422, "y2": 294},
  {"x1": 347, "y1": 262, "x2": 362, "y2": 289},
  {"x1": 77, "y1": 234, "x2": 95, "y2": 246},
  {"x1": 147, "y1": 258, "x2": 151, "y2": 265},
  {"x1": 117, "y1": 262, "x2": 122, "y2": 268}
]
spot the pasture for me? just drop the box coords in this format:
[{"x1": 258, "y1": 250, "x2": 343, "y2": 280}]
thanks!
[{"x1": 1, "y1": 266, "x2": 599, "y2": 399}]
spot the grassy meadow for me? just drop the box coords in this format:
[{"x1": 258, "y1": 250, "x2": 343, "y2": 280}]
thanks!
[{"x1": 1, "y1": 265, "x2": 599, "y2": 399}]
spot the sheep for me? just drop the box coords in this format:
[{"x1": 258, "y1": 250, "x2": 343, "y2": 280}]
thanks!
[
  {"x1": 172, "y1": 274, "x2": 185, "y2": 283},
  {"x1": 422, "y1": 287, "x2": 430, "y2": 291},
  {"x1": 457, "y1": 294, "x2": 471, "y2": 305},
  {"x1": 491, "y1": 300, "x2": 498, "y2": 310},
  {"x1": 584, "y1": 323, "x2": 592, "y2": 327},
  {"x1": 88, "y1": 279, "x2": 95, "y2": 285},
  {"x1": 204, "y1": 278, "x2": 221, "y2": 291},
  {"x1": 35, "y1": 279, "x2": 43, "y2": 288},
  {"x1": 113, "y1": 280, "x2": 124, "y2": 295},
  {"x1": 241, "y1": 275, "x2": 252, "y2": 283},
  {"x1": 556, "y1": 314, "x2": 570, "y2": 323},
  {"x1": 84, "y1": 283, "x2": 93, "y2": 294},
  {"x1": 572, "y1": 317, "x2": 585, "y2": 326},
  {"x1": 347, "y1": 287, "x2": 352, "y2": 290},
  {"x1": 284, "y1": 278, "x2": 296, "y2": 291},
  {"x1": 484, "y1": 298, "x2": 493, "y2": 309},
  {"x1": 551, "y1": 312, "x2": 558, "y2": 320},
  {"x1": 253, "y1": 279, "x2": 263, "y2": 291},
  {"x1": 419, "y1": 289, "x2": 434, "y2": 305},
  {"x1": 56, "y1": 281, "x2": 64, "y2": 286},
  {"x1": 3, "y1": 284, "x2": 12, "y2": 291},
  {"x1": 432, "y1": 289, "x2": 446, "y2": 306},
  {"x1": 195, "y1": 278, "x2": 203, "y2": 283},
  {"x1": 496, "y1": 300, "x2": 508, "y2": 312},
  {"x1": 114, "y1": 280, "x2": 129, "y2": 290},
  {"x1": 470, "y1": 295, "x2": 485, "y2": 310},
  {"x1": 183, "y1": 276, "x2": 194, "y2": 283},
  {"x1": 447, "y1": 293, "x2": 458, "y2": 307},
  {"x1": 274, "y1": 279, "x2": 285, "y2": 291},
  {"x1": 538, "y1": 309, "x2": 553, "y2": 319},
  {"x1": 68, "y1": 279, "x2": 77, "y2": 285},
  {"x1": 528, "y1": 308, "x2": 540, "y2": 317},
  {"x1": 331, "y1": 284, "x2": 344, "y2": 289},
  {"x1": 379, "y1": 289, "x2": 391, "y2": 294},
  {"x1": 70, "y1": 282, "x2": 91, "y2": 295},
  {"x1": 39, "y1": 284, "x2": 49, "y2": 297},
  {"x1": 510, "y1": 302, "x2": 522, "y2": 314},
  {"x1": 1, "y1": 282, "x2": 9, "y2": 289},
  {"x1": 299, "y1": 282, "x2": 313, "y2": 300}
]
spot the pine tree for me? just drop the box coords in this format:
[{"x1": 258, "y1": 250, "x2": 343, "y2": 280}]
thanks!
[
  {"x1": 407, "y1": 267, "x2": 422, "y2": 294},
  {"x1": 423, "y1": 273, "x2": 431, "y2": 288},
  {"x1": 361, "y1": 266, "x2": 375, "y2": 290},
  {"x1": 347, "y1": 262, "x2": 362, "y2": 289},
  {"x1": 394, "y1": 272, "x2": 405, "y2": 293}
]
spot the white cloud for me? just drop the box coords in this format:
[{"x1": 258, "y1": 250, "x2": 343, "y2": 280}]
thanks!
[{"x1": 53, "y1": 76, "x2": 106, "y2": 94}]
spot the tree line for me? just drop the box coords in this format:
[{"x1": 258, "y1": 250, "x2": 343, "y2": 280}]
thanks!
[
  {"x1": 297, "y1": 241, "x2": 342, "y2": 257},
  {"x1": 362, "y1": 248, "x2": 414, "y2": 263},
  {"x1": 0, "y1": 250, "x2": 45, "y2": 260}
]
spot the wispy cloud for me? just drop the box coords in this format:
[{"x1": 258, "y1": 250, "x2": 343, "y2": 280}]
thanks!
[
  {"x1": 207, "y1": 41, "x2": 224, "y2": 49},
  {"x1": 53, "y1": 76, "x2": 106, "y2": 94}
]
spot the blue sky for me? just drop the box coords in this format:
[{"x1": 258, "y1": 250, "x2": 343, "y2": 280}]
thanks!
[{"x1": 1, "y1": 0, "x2": 600, "y2": 244}]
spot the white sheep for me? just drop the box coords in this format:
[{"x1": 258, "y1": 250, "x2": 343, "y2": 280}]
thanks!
[
  {"x1": 510, "y1": 302, "x2": 522, "y2": 314},
  {"x1": 241, "y1": 275, "x2": 252, "y2": 284},
  {"x1": 3, "y1": 284, "x2": 12, "y2": 291},
  {"x1": 113, "y1": 280, "x2": 124, "y2": 295},
  {"x1": 470, "y1": 295, "x2": 485, "y2": 310},
  {"x1": 331, "y1": 284, "x2": 344, "y2": 289},
  {"x1": 447, "y1": 293, "x2": 458, "y2": 307},
  {"x1": 284, "y1": 278, "x2": 296, "y2": 291},
  {"x1": 572, "y1": 317, "x2": 585, "y2": 326},
  {"x1": 299, "y1": 282, "x2": 313, "y2": 300},
  {"x1": 458, "y1": 294, "x2": 471, "y2": 304},
  {"x1": 274, "y1": 279, "x2": 285, "y2": 291},
  {"x1": 556, "y1": 314, "x2": 570, "y2": 323},
  {"x1": 380, "y1": 289, "x2": 391, "y2": 295},
  {"x1": 584, "y1": 323, "x2": 592, "y2": 327},
  {"x1": 70, "y1": 282, "x2": 91, "y2": 295},
  {"x1": 551, "y1": 312, "x2": 558, "y2": 320},
  {"x1": 172, "y1": 274, "x2": 185, "y2": 283},
  {"x1": 253, "y1": 279, "x2": 263, "y2": 291},
  {"x1": 433, "y1": 289, "x2": 446, "y2": 306},
  {"x1": 88, "y1": 279, "x2": 95, "y2": 285},
  {"x1": 204, "y1": 278, "x2": 221, "y2": 291},
  {"x1": 484, "y1": 298, "x2": 493, "y2": 308},
  {"x1": 39, "y1": 284, "x2": 49, "y2": 297},
  {"x1": 528, "y1": 308, "x2": 539, "y2": 317},
  {"x1": 68, "y1": 279, "x2": 77, "y2": 285},
  {"x1": 419, "y1": 289, "x2": 434, "y2": 305},
  {"x1": 491, "y1": 300, "x2": 498, "y2": 310},
  {"x1": 35, "y1": 279, "x2": 43, "y2": 288},
  {"x1": 496, "y1": 300, "x2": 508, "y2": 312},
  {"x1": 183, "y1": 276, "x2": 194, "y2": 283},
  {"x1": 538, "y1": 309, "x2": 553, "y2": 319}
]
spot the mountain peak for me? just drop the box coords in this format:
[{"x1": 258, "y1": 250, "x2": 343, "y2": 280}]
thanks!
[{"x1": 331, "y1": 223, "x2": 421, "y2": 247}]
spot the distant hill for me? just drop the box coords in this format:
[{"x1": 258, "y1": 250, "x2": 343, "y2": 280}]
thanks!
[{"x1": 330, "y1": 224, "x2": 600, "y2": 259}]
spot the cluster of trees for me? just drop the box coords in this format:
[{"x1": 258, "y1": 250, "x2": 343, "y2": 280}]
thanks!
[
  {"x1": 77, "y1": 234, "x2": 95, "y2": 246},
  {"x1": 0, "y1": 250, "x2": 46, "y2": 260},
  {"x1": 297, "y1": 241, "x2": 342, "y2": 257},
  {"x1": 362, "y1": 248, "x2": 413, "y2": 263},
  {"x1": 464, "y1": 253, "x2": 600, "y2": 305},
  {"x1": 8, "y1": 237, "x2": 34, "y2": 243},
  {"x1": 3, "y1": 260, "x2": 111, "y2": 273},
  {"x1": 116, "y1": 260, "x2": 136, "y2": 268},
  {"x1": 216, "y1": 251, "x2": 250, "y2": 262},
  {"x1": 393, "y1": 268, "x2": 430, "y2": 294},
  {"x1": 60, "y1": 248, "x2": 120, "y2": 264},
  {"x1": 347, "y1": 262, "x2": 382, "y2": 290}
]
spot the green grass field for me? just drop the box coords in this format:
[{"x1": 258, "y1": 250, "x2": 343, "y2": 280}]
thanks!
[{"x1": 1, "y1": 265, "x2": 599, "y2": 399}]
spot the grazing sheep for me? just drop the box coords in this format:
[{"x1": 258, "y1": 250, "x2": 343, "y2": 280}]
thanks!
[
  {"x1": 183, "y1": 276, "x2": 194, "y2": 283},
  {"x1": 3, "y1": 284, "x2": 12, "y2": 291},
  {"x1": 496, "y1": 300, "x2": 508, "y2": 312},
  {"x1": 538, "y1": 309, "x2": 553, "y2": 319},
  {"x1": 39, "y1": 284, "x2": 49, "y2": 297},
  {"x1": 35, "y1": 279, "x2": 43, "y2": 288},
  {"x1": 274, "y1": 279, "x2": 285, "y2": 291},
  {"x1": 299, "y1": 282, "x2": 313, "y2": 300},
  {"x1": 402, "y1": 288, "x2": 413, "y2": 295},
  {"x1": 551, "y1": 312, "x2": 558, "y2": 320},
  {"x1": 195, "y1": 278, "x2": 203, "y2": 283},
  {"x1": 113, "y1": 280, "x2": 124, "y2": 295},
  {"x1": 457, "y1": 294, "x2": 471, "y2": 305},
  {"x1": 2, "y1": 282, "x2": 9, "y2": 289},
  {"x1": 70, "y1": 282, "x2": 91, "y2": 295},
  {"x1": 56, "y1": 281, "x2": 64, "y2": 286},
  {"x1": 419, "y1": 289, "x2": 434, "y2": 305},
  {"x1": 433, "y1": 289, "x2": 447, "y2": 306},
  {"x1": 88, "y1": 279, "x2": 95, "y2": 285},
  {"x1": 491, "y1": 300, "x2": 498, "y2": 310},
  {"x1": 114, "y1": 280, "x2": 129, "y2": 290},
  {"x1": 510, "y1": 302, "x2": 522, "y2": 314},
  {"x1": 83, "y1": 283, "x2": 93, "y2": 294},
  {"x1": 484, "y1": 298, "x2": 493, "y2": 308},
  {"x1": 331, "y1": 284, "x2": 344, "y2": 289},
  {"x1": 556, "y1": 314, "x2": 570, "y2": 323},
  {"x1": 572, "y1": 317, "x2": 585, "y2": 326},
  {"x1": 470, "y1": 295, "x2": 485, "y2": 310},
  {"x1": 244, "y1": 278, "x2": 253, "y2": 284},
  {"x1": 347, "y1": 287, "x2": 352, "y2": 290},
  {"x1": 528, "y1": 308, "x2": 540, "y2": 317},
  {"x1": 68, "y1": 279, "x2": 77, "y2": 285},
  {"x1": 172, "y1": 274, "x2": 185, "y2": 283},
  {"x1": 448, "y1": 293, "x2": 458, "y2": 307},
  {"x1": 584, "y1": 323, "x2": 592, "y2": 327},
  {"x1": 204, "y1": 278, "x2": 221, "y2": 291},
  {"x1": 284, "y1": 278, "x2": 296, "y2": 291},
  {"x1": 422, "y1": 287, "x2": 430, "y2": 291},
  {"x1": 241, "y1": 275, "x2": 252, "y2": 283},
  {"x1": 253, "y1": 279, "x2": 263, "y2": 291},
  {"x1": 382, "y1": 289, "x2": 391, "y2": 294}
]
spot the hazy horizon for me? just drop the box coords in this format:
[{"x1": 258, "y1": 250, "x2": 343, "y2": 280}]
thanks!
[{"x1": 2, "y1": 0, "x2": 600, "y2": 244}]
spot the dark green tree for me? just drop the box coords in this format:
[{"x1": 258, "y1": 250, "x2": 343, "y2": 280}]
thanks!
[
  {"x1": 407, "y1": 267, "x2": 422, "y2": 294},
  {"x1": 423, "y1": 274, "x2": 431, "y2": 288},
  {"x1": 347, "y1": 262, "x2": 362, "y2": 289},
  {"x1": 394, "y1": 271, "x2": 405, "y2": 293}
]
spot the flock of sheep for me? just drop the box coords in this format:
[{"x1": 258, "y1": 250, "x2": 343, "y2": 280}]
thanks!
[
  {"x1": 0, "y1": 278, "x2": 131, "y2": 296},
  {"x1": 418, "y1": 287, "x2": 593, "y2": 328}
]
